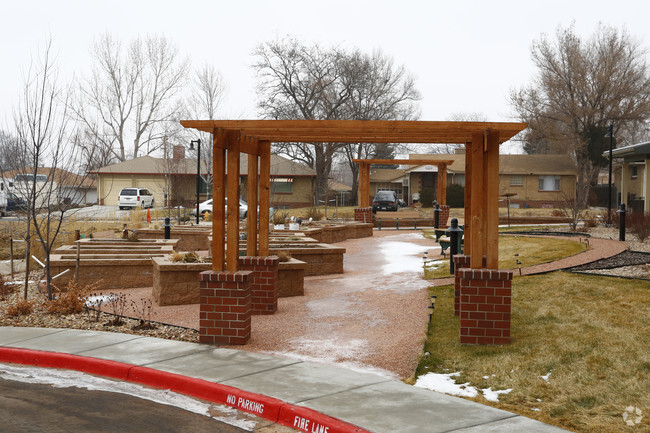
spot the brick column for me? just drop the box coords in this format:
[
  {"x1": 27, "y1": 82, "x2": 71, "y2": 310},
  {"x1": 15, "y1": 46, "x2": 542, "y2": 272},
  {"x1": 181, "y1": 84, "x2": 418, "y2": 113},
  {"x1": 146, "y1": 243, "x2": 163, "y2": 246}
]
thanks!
[
  {"x1": 458, "y1": 268, "x2": 513, "y2": 345},
  {"x1": 354, "y1": 207, "x2": 373, "y2": 223},
  {"x1": 199, "y1": 270, "x2": 252, "y2": 345},
  {"x1": 439, "y1": 205, "x2": 450, "y2": 227},
  {"x1": 238, "y1": 256, "x2": 279, "y2": 315},
  {"x1": 452, "y1": 255, "x2": 471, "y2": 316}
]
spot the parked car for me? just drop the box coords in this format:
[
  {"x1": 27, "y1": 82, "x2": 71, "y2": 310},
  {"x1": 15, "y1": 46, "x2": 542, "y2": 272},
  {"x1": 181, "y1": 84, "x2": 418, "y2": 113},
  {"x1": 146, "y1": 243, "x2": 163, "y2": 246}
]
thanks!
[
  {"x1": 6, "y1": 192, "x2": 26, "y2": 212},
  {"x1": 118, "y1": 187, "x2": 154, "y2": 210},
  {"x1": 372, "y1": 190, "x2": 399, "y2": 212},
  {"x1": 191, "y1": 198, "x2": 248, "y2": 219}
]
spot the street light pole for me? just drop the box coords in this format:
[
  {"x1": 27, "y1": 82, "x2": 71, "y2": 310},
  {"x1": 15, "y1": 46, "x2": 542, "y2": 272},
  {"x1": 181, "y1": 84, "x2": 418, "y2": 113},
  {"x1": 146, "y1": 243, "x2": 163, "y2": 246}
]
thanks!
[
  {"x1": 607, "y1": 124, "x2": 613, "y2": 225},
  {"x1": 190, "y1": 139, "x2": 201, "y2": 225}
]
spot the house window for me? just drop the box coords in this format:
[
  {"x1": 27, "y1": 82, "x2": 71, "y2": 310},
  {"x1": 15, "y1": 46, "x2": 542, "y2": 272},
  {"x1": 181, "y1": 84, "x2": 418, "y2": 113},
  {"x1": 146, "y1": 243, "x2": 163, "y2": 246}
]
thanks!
[
  {"x1": 631, "y1": 166, "x2": 638, "y2": 179},
  {"x1": 538, "y1": 176, "x2": 561, "y2": 191},
  {"x1": 271, "y1": 177, "x2": 293, "y2": 193},
  {"x1": 510, "y1": 175, "x2": 523, "y2": 186}
]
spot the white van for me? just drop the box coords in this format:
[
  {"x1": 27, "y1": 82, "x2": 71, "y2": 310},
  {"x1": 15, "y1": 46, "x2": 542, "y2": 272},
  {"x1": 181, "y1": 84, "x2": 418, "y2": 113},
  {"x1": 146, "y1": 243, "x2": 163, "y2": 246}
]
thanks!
[{"x1": 118, "y1": 187, "x2": 154, "y2": 210}]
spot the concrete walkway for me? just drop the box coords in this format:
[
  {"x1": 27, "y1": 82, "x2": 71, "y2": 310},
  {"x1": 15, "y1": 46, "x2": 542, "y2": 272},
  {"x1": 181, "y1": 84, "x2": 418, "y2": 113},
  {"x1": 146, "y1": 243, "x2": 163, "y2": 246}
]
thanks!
[{"x1": 0, "y1": 326, "x2": 568, "y2": 433}]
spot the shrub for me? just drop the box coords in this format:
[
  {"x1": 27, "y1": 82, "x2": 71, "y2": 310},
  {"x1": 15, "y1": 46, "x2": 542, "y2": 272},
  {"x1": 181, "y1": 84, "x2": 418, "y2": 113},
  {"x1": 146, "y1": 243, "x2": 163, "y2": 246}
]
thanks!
[
  {"x1": 419, "y1": 188, "x2": 435, "y2": 208},
  {"x1": 628, "y1": 212, "x2": 650, "y2": 242},
  {"x1": 7, "y1": 298, "x2": 34, "y2": 317},
  {"x1": 45, "y1": 280, "x2": 95, "y2": 315},
  {"x1": 276, "y1": 251, "x2": 292, "y2": 262},
  {"x1": 0, "y1": 276, "x2": 15, "y2": 300},
  {"x1": 169, "y1": 251, "x2": 204, "y2": 263},
  {"x1": 446, "y1": 184, "x2": 464, "y2": 207},
  {"x1": 305, "y1": 207, "x2": 323, "y2": 221},
  {"x1": 273, "y1": 210, "x2": 289, "y2": 225}
]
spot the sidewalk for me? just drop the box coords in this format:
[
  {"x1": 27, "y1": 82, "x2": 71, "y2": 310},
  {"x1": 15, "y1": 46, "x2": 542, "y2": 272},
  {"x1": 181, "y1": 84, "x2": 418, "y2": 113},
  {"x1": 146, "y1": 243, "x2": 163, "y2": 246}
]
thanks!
[{"x1": 0, "y1": 326, "x2": 568, "y2": 433}]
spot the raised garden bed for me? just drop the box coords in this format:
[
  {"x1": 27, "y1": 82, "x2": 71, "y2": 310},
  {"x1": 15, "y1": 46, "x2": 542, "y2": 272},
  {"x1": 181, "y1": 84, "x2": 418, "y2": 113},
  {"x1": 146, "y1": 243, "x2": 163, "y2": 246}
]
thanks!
[
  {"x1": 49, "y1": 254, "x2": 162, "y2": 290},
  {"x1": 152, "y1": 256, "x2": 211, "y2": 306},
  {"x1": 135, "y1": 227, "x2": 211, "y2": 251},
  {"x1": 272, "y1": 222, "x2": 373, "y2": 243},
  {"x1": 277, "y1": 258, "x2": 307, "y2": 297},
  {"x1": 268, "y1": 243, "x2": 345, "y2": 276},
  {"x1": 151, "y1": 255, "x2": 307, "y2": 306}
]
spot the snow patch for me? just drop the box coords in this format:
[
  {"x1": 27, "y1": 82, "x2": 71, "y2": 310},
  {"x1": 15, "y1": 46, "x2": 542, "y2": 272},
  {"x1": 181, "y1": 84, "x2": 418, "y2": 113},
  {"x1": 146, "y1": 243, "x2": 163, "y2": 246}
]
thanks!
[
  {"x1": 414, "y1": 372, "x2": 479, "y2": 398},
  {"x1": 415, "y1": 372, "x2": 513, "y2": 401},
  {"x1": 379, "y1": 241, "x2": 435, "y2": 275},
  {"x1": 0, "y1": 363, "x2": 259, "y2": 430},
  {"x1": 481, "y1": 387, "x2": 513, "y2": 402}
]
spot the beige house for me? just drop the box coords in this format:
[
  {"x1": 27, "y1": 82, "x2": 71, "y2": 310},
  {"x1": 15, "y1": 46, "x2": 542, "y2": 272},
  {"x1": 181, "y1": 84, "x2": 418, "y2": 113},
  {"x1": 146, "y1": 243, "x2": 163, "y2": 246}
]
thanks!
[
  {"x1": 610, "y1": 141, "x2": 650, "y2": 213},
  {"x1": 92, "y1": 150, "x2": 316, "y2": 209},
  {"x1": 368, "y1": 153, "x2": 577, "y2": 208}
]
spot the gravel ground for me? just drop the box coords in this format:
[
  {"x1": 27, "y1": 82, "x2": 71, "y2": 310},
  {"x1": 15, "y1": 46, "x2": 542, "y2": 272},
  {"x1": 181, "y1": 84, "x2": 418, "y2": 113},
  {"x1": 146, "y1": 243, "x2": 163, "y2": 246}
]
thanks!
[{"x1": 1, "y1": 225, "x2": 647, "y2": 378}]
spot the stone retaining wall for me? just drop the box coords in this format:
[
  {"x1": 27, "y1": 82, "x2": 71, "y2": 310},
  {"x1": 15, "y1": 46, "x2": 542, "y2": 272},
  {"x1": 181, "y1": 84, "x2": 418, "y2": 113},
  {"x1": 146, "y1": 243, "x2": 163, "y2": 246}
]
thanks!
[
  {"x1": 135, "y1": 227, "x2": 211, "y2": 251},
  {"x1": 277, "y1": 258, "x2": 307, "y2": 297}
]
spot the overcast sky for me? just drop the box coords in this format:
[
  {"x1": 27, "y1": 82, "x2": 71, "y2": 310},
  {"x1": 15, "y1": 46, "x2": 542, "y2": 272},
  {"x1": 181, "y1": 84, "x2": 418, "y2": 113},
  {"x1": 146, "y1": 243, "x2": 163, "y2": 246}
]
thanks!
[{"x1": 1, "y1": 0, "x2": 648, "y2": 150}]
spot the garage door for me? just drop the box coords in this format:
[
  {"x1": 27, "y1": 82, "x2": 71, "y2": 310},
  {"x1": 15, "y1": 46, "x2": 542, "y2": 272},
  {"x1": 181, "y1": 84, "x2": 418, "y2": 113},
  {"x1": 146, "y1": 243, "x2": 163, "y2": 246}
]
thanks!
[{"x1": 101, "y1": 178, "x2": 133, "y2": 206}]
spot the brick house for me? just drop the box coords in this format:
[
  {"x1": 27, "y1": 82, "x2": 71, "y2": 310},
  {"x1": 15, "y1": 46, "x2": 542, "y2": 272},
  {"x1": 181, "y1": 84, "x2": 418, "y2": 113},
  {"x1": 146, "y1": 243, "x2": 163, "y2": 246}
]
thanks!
[
  {"x1": 368, "y1": 153, "x2": 577, "y2": 208},
  {"x1": 91, "y1": 147, "x2": 316, "y2": 209}
]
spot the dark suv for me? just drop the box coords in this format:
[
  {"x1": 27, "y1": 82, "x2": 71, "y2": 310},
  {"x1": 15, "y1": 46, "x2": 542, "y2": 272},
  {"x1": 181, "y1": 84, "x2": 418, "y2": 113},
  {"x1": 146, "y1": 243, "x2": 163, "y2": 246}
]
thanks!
[{"x1": 372, "y1": 190, "x2": 399, "y2": 212}]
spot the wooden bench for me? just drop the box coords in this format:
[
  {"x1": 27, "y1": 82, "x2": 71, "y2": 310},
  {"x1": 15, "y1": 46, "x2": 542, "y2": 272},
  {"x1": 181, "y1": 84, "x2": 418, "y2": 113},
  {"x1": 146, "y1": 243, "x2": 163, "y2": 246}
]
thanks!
[{"x1": 375, "y1": 211, "x2": 423, "y2": 229}]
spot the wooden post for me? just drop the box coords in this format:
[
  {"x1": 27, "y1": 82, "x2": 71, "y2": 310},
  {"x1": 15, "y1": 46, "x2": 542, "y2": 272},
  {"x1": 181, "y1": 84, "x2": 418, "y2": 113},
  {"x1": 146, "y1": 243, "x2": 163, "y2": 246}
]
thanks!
[
  {"x1": 359, "y1": 163, "x2": 371, "y2": 208},
  {"x1": 259, "y1": 141, "x2": 271, "y2": 256},
  {"x1": 212, "y1": 130, "x2": 226, "y2": 272},
  {"x1": 247, "y1": 153, "x2": 259, "y2": 256},
  {"x1": 464, "y1": 142, "x2": 472, "y2": 257},
  {"x1": 10, "y1": 237, "x2": 14, "y2": 280},
  {"x1": 437, "y1": 164, "x2": 448, "y2": 205},
  {"x1": 357, "y1": 163, "x2": 363, "y2": 207},
  {"x1": 75, "y1": 241, "x2": 80, "y2": 282},
  {"x1": 226, "y1": 130, "x2": 241, "y2": 272},
  {"x1": 485, "y1": 130, "x2": 500, "y2": 269},
  {"x1": 469, "y1": 133, "x2": 485, "y2": 269}
]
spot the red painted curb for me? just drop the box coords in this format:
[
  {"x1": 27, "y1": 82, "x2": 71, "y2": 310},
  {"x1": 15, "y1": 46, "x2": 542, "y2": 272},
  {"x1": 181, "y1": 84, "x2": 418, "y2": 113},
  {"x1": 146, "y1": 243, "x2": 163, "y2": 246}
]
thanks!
[{"x1": 0, "y1": 348, "x2": 372, "y2": 433}]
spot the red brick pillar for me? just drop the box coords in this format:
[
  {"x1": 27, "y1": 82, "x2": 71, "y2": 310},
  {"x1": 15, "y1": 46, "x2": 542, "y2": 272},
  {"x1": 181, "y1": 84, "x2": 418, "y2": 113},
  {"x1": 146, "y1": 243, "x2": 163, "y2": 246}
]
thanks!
[
  {"x1": 354, "y1": 207, "x2": 373, "y2": 223},
  {"x1": 458, "y1": 269, "x2": 513, "y2": 345},
  {"x1": 452, "y1": 255, "x2": 471, "y2": 316},
  {"x1": 238, "y1": 256, "x2": 279, "y2": 315},
  {"x1": 199, "y1": 271, "x2": 252, "y2": 345},
  {"x1": 439, "y1": 205, "x2": 450, "y2": 227}
]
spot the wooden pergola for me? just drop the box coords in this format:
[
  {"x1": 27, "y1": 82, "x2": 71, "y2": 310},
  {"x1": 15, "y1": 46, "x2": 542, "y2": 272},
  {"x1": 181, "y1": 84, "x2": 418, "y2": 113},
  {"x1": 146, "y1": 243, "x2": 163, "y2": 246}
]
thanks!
[
  {"x1": 180, "y1": 120, "x2": 526, "y2": 271},
  {"x1": 353, "y1": 158, "x2": 455, "y2": 206}
]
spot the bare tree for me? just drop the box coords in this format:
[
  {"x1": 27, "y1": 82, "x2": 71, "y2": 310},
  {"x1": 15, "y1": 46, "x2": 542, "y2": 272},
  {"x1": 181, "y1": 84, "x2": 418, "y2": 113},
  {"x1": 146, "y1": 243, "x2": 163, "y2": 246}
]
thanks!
[
  {"x1": 510, "y1": 23, "x2": 650, "y2": 202},
  {"x1": 74, "y1": 33, "x2": 190, "y2": 162},
  {"x1": 253, "y1": 38, "x2": 421, "y2": 204},
  {"x1": 253, "y1": 38, "x2": 352, "y2": 204},
  {"x1": 12, "y1": 39, "x2": 92, "y2": 300},
  {"x1": 0, "y1": 130, "x2": 26, "y2": 171},
  {"x1": 337, "y1": 49, "x2": 420, "y2": 203},
  {"x1": 184, "y1": 64, "x2": 228, "y2": 198}
]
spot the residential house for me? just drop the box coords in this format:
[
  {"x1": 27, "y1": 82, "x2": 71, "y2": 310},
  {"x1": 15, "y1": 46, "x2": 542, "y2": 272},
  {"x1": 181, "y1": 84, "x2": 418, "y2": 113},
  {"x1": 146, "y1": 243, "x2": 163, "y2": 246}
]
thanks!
[
  {"x1": 368, "y1": 153, "x2": 577, "y2": 208},
  {"x1": 92, "y1": 147, "x2": 316, "y2": 209},
  {"x1": 609, "y1": 141, "x2": 650, "y2": 213}
]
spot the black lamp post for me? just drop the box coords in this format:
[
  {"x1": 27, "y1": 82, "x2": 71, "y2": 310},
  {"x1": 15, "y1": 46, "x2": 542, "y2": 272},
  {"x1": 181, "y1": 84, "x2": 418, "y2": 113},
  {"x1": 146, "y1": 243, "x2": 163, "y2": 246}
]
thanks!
[
  {"x1": 605, "y1": 124, "x2": 614, "y2": 225},
  {"x1": 189, "y1": 139, "x2": 201, "y2": 224}
]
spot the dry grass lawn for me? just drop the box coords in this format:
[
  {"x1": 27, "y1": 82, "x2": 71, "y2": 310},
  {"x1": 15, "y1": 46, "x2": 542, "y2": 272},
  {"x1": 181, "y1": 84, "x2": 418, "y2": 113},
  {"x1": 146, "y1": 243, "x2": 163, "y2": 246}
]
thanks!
[
  {"x1": 418, "y1": 272, "x2": 650, "y2": 433},
  {"x1": 423, "y1": 235, "x2": 587, "y2": 279}
]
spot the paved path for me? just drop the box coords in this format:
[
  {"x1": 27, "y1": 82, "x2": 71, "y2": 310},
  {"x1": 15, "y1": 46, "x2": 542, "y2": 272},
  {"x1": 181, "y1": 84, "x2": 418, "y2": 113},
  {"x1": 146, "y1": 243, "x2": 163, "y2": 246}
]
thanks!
[
  {"x1": 432, "y1": 234, "x2": 628, "y2": 286},
  {"x1": 0, "y1": 327, "x2": 568, "y2": 433}
]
